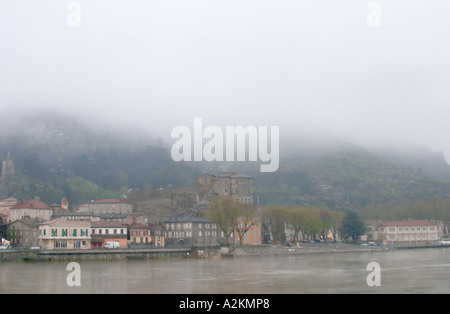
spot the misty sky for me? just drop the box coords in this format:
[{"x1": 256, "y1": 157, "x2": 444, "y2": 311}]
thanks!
[{"x1": 1, "y1": 1, "x2": 449, "y2": 160}]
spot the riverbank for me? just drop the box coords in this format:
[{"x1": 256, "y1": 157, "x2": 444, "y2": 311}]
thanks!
[
  {"x1": 2, "y1": 243, "x2": 449, "y2": 262},
  {"x1": 221, "y1": 243, "x2": 388, "y2": 258},
  {"x1": 0, "y1": 247, "x2": 193, "y2": 262}
]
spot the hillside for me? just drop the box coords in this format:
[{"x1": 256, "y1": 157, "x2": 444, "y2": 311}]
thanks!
[
  {"x1": 0, "y1": 111, "x2": 200, "y2": 208},
  {"x1": 1, "y1": 112, "x2": 450, "y2": 214}
]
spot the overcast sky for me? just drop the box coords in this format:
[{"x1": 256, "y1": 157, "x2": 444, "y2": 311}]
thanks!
[{"x1": 1, "y1": 0, "x2": 449, "y2": 160}]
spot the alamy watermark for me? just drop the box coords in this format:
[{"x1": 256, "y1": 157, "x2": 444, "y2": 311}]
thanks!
[
  {"x1": 171, "y1": 118, "x2": 280, "y2": 172},
  {"x1": 367, "y1": 2, "x2": 381, "y2": 27},
  {"x1": 67, "y1": 2, "x2": 81, "y2": 27},
  {"x1": 66, "y1": 262, "x2": 81, "y2": 287},
  {"x1": 366, "y1": 262, "x2": 381, "y2": 287}
]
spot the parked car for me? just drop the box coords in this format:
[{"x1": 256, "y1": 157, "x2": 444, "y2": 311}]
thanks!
[{"x1": 104, "y1": 241, "x2": 120, "y2": 249}]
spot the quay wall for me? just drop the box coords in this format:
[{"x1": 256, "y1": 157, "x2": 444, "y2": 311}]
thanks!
[{"x1": 0, "y1": 248, "x2": 193, "y2": 262}]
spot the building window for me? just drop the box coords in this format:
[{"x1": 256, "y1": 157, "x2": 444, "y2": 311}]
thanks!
[{"x1": 52, "y1": 229, "x2": 57, "y2": 237}]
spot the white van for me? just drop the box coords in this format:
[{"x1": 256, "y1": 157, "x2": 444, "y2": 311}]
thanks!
[
  {"x1": 439, "y1": 238, "x2": 450, "y2": 245},
  {"x1": 104, "y1": 241, "x2": 120, "y2": 249}
]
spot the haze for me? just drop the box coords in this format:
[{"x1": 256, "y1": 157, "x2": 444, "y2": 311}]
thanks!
[{"x1": 1, "y1": 0, "x2": 449, "y2": 161}]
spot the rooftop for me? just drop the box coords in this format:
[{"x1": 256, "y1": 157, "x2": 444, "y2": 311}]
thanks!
[
  {"x1": 11, "y1": 200, "x2": 52, "y2": 210},
  {"x1": 39, "y1": 217, "x2": 91, "y2": 227},
  {"x1": 380, "y1": 220, "x2": 437, "y2": 227}
]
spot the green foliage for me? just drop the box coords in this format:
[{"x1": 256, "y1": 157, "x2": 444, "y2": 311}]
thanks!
[{"x1": 341, "y1": 211, "x2": 366, "y2": 241}]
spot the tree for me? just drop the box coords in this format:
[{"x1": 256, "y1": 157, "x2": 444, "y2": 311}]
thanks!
[
  {"x1": 206, "y1": 196, "x2": 240, "y2": 246},
  {"x1": 262, "y1": 205, "x2": 288, "y2": 244},
  {"x1": 288, "y1": 206, "x2": 309, "y2": 242},
  {"x1": 341, "y1": 211, "x2": 366, "y2": 242},
  {"x1": 304, "y1": 209, "x2": 323, "y2": 241}
]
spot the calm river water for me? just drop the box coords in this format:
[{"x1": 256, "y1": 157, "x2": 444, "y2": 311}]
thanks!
[{"x1": 1, "y1": 248, "x2": 450, "y2": 294}]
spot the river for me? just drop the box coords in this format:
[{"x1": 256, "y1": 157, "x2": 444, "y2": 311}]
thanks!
[{"x1": 1, "y1": 248, "x2": 449, "y2": 294}]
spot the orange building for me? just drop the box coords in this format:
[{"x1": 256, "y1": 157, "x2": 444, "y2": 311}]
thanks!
[{"x1": 232, "y1": 217, "x2": 262, "y2": 246}]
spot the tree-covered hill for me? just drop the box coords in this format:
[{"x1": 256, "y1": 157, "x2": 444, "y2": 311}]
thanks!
[{"x1": 2, "y1": 111, "x2": 450, "y2": 214}]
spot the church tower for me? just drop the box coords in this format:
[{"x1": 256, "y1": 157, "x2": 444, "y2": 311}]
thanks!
[{"x1": 1, "y1": 152, "x2": 15, "y2": 182}]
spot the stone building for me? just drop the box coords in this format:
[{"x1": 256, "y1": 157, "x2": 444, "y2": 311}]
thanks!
[
  {"x1": 77, "y1": 199, "x2": 134, "y2": 215},
  {"x1": 197, "y1": 172, "x2": 254, "y2": 204},
  {"x1": 7, "y1": 218, "x2": 44, "y2": 247},
  {"x1": 10, "y1": 199, "x2": 53, "y2": 223},
  {"x1": 163, "y1": 216, "x2": 224, "y2": 247}
]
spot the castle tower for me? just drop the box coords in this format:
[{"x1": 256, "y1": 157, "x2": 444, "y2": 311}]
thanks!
[{"x1": 1, "y1": 152, "x2": 15, "y2": 182}]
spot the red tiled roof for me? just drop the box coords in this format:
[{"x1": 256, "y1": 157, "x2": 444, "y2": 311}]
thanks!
[
  {"x1": 11, "y1": 200, "x2": 52, "y2": 210},
  {"x1": 380, "y1": 220, "x2": 436, "y2": 227}
]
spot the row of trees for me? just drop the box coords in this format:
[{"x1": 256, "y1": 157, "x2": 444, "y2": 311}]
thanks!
[
  {"x1": 206, "y1": 196, "x2": 366, "y2": 246},
  {"x1": 262, "y1": 205, "x2": 365, "y2": 243}
]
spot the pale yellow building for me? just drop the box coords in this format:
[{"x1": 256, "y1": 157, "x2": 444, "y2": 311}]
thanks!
[
  {"x1": 378, "y1": 220, "x2": 439, "y2": 245},
  {"x1": 38, "y1": 217, "x2": 91, "y2": 250}
]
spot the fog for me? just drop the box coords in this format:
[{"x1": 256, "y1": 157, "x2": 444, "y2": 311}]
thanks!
[{"x1": 1, "y1": 0, "x2": 449, "y2": 161}]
